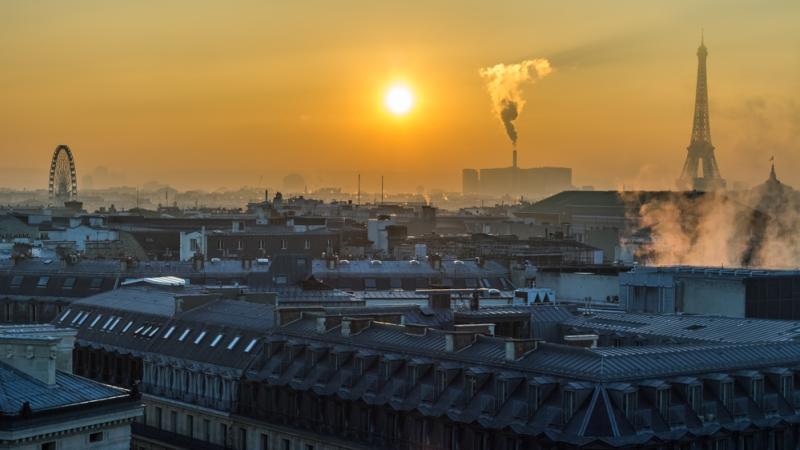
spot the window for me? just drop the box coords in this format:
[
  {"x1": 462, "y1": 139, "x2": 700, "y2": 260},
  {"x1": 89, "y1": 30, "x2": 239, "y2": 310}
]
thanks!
[
  {"x1": 751, "y1": 378, "x2": 764, "y2": 406},
  {"x1": 220, "y1": 424, "x2": 228, "y2": 446},
  {"x1": 89, "y1": 278, "x2": 103, "y2": 289},
  {"x1": 261, "y1": 433, "x2": 270, "y2": 450},
  {"x1": 163, "y1": 326, "x2": 176, "y2": 339},
  {"x1": 71, "y1": 311, "x2": 84, "y2": 324},
  {"x1": 259, "y1": 239, "x2": 265, "y2": 250},
  {"x1": 281, "y1": 239, "x2": 288, "y2": 250},
  {"x1": 190, "y1": 239, "x2": 199, "y2": 251},
  {"x1": 63, "y1": 277, "x2": 76, "y2": 290},
  {"x1": 154, "y1": 407, "x2": 163, "y2": 428},
  {"x1": 170, "y1": 411, "x2": 177, "y2": 433},
  {"x1": 687, "y1": 384, "x2": 702, "y2": 412},
  {"x1": 36, "y1": 276, "x2": 49, "y2": 288},
  {"x1": 237, "y1": 239, "x2": 243, "y2": 250},
  {"x1": 364, "y1": 278, "x2": 377, "y2": 290},
  {"x1": 10, "y1": 276, "x2": 23, "y2": 288},
  {"x1": 210, "y1": 333, "x2": 223, "y2": 347},
  {"x1": 217, "y1": 240, "x2": 224, "y2": 250},
  {"x1": 194, "y1": 330, "x2": 207, "y2": 344},
  {"x1": 41, "y1": 442, "x2": 56, "y2": 450},
  {"x1": 122, "y1": 320, "x2": 133, "y2": 333},
  {"x1": 306, "y1": 445, "x2": 315, "y2": 450},
  {"x1": 622, "y1": 391, "x2": 637, "y2": 419},
  {"x1": 89, "y1": 314, "x2": 103, "y2": 328},
  {"x1": 203, "y1": 418, "x2": 211, "y2": 441},
  {"x1": 244, "y1": 338, "x2": 258, "y2": 353},
  {"x1": 89, "y1": 432, "x2": 104, "y2": 442},
  {"x1": 720, "y1": 381, "x2": 734, "y2": 411},
  {"x1": 101, "y1": 316, "x2": 115, "y2": 330},
  {"x1": 283, "y1": 439, "x2": 291, "y2": 450},
  {"x1": 435, "y1": 370, "x2": 447, "y2": 398},
  {"x1": 58, "y1": 309, "x2": 71, "y2": 322},
  {"x1": 496, "y1": 379, "x2": 508, "y2": 403},
  {"x1": 227, "y1": 336, "x2": 241, "y2": 350},
  {"x1": 780, "y1": 375, "x2": 793, "y2": 400},
  {"x1": 239, "y1": 428, "x2": 247, "y2": 449},
  {"x1": 148, "y1": 327, "x2": 160, "y2": 337},
  {"x1": 304, "y1": 239, "x2": 311, "y2": 250},
  {"x1": 77, "y1": 312, "x2": 89, "y2": 325},
  {"x1": 657, "y1": 388, "x2": 670, "y2": 419},
  {"x1": 178, "y1": 328, "x2": 191, "y2": 341},
  {"x1": 465, "y1": 374, "x2": 476, "y2": 397},
  {"x1": 186, "y1": 415, "x2": 194, "y2": 438},
  {"x1": 562, "y1": 390, "x2": 576, "y2": 424},
  {"x1": 528, "y1": 384, "x2": 542, "y2": 416},
  {"x1": 390, "y1": 278, "x2": 402, "y2": 289}
]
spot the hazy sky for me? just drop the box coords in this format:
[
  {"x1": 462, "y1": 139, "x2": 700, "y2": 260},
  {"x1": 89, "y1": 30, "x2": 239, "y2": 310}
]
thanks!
[{"x1": 1, "y1": 0, "x2": 798, "y2": 192}]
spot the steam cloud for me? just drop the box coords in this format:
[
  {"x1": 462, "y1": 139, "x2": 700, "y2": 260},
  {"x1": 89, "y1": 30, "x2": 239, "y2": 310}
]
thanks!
[
  {"x1": 626, "y1": 181, "x2": 800, "y2": 268},
  {"x1": 480, "y1": 59, "x2": 552, "y2": 146}
]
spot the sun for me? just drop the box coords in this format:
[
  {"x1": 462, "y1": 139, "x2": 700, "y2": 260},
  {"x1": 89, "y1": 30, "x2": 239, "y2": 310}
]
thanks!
[{"x1": 385, "y1": 85, "x2": 414, "y2": 115}]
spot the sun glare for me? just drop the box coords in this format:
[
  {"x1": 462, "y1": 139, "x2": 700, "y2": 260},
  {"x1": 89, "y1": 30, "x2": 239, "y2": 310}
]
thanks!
[{"x1": 385, "y1": 85, "x2": 414, "y2": 115}]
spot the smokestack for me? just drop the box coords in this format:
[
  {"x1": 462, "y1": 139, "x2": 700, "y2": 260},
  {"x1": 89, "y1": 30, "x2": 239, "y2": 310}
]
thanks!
[{"x1": 513, "y1": 149, "x2": 517, "y2": 168}]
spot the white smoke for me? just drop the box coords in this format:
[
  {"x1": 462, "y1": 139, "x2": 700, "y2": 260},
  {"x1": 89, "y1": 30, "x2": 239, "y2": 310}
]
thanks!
[{"x1": 479, "y1": 59, "x2": 552, "y2": 146}]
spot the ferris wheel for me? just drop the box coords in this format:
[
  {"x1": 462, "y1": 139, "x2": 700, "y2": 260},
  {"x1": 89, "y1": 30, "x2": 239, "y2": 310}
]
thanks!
[{"x1": 48, "y1": 144, "x2": 78, "y2": 203}]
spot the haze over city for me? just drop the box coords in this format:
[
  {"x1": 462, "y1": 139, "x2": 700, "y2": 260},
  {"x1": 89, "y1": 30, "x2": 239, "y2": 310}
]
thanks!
[{"x1": 2, "y1": 0, "x2": 799, "y2": 192}]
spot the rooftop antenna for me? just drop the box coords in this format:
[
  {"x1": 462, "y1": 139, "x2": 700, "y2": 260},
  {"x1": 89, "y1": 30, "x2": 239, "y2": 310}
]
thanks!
[
  {"x1": 381, "y1": 175, "x2": 384, "y2": 204},
  {"x1": 357, "y1": 173, "x2": 361, "y2": 206}
]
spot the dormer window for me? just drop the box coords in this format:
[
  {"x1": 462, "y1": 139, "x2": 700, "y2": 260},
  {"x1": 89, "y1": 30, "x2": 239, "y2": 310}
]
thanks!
[
  {"x1": 657, "y1": 388, "x2": 670, "y2": 419},
  {"x1": 750, "y1": 378, "x2": 764, "y2": 406},
  {"x1": 622, "y1": 391, "x2": 638, "y2": 419},
  {"x1": 687, "y1": 384, "x2": 702, "y2": 412},
  {"x1": 720, "y1": 381, "x2": 734, "y2": 411},
  {"x1": 434, "y1": 370, "x2": 448, "y2": 398},
  {"x1": 496, "y1": 379, "x2": 508, "y2": 404},
  {"x1": 465, "y1": 374, "x2": 477, "y2": 397},
  {"x1": 780, "y1": 375, "x2": 793, "y2": 401},
  {"x1": 528, "y1": 384, "x2": 542, "y2": 417}
]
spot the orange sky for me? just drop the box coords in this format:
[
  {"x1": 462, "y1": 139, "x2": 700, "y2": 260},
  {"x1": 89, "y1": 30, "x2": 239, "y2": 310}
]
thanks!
[{"x1": 1, "y1": 0, "x2": 798, "y2": 193}]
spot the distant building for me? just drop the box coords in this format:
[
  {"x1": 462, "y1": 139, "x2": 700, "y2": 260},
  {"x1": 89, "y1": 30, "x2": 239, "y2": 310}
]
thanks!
[{"x1": 462, "y1": 165, "x2": 573, "y2": 199}]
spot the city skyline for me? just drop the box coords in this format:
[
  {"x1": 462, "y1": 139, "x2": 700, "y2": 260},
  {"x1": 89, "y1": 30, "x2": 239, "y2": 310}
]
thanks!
[{"x1": 1, "y1": 0, "x2": 798, "y2": 193}]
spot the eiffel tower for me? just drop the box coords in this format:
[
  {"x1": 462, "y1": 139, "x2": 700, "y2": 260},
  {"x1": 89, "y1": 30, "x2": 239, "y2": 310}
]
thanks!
[{"x1": 677, "y1": 33, "x2": 726, "y2": 191}]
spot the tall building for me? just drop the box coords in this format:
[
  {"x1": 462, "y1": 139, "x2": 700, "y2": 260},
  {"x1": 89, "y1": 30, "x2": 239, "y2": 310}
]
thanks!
[
  {"x1": 461, "y1": 169, "x2": 480, "y2": 194},
  {"x1": 678, "y1": 34, "x2": 726, "y2": 191}
]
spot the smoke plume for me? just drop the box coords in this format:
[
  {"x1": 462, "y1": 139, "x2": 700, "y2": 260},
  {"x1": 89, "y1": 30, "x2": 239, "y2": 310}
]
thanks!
[
  {"x1": 625, "y1": 179, "x2": 800, "y2": 268},
  {"x1": 480, "y1": 59, "x2": 552, "y2": 146}
]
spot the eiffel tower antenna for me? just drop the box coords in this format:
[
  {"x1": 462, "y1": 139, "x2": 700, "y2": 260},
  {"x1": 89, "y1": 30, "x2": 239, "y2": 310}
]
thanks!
[{"x1": 677, "y1": 32, "x2": 726, "y2": 191}]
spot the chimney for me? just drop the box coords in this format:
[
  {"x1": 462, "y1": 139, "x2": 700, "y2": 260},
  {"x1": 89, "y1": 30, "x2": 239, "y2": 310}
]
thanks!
[
  {"x1": 341, "y1": 317, "x2": 372, "y2": 337},
  {"x1": 316, "y1": 315, "x2": 343, "y2": 334},
  {"x1": 444, "y1": 331, "x2": 478, "y2": 353},
  {"x1": 0, "y1": 326, "x2": 77, "y2": 385},
  {"x1": 469, "y1": 290, "x2": 480, "y2": 311},
  {"x1": 428, "y1": 290, "x2": 451, "y2": 310},
  {"x1": 430, "y1": 254, "x2": 442, "y2": 270},
  {"x1": 505, "y1": 339, "x2": 539, "y2": 361}
]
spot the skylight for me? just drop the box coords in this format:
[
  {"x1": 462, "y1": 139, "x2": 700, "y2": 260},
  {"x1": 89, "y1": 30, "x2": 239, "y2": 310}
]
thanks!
[
  {"x1": 77, "y1": 313, "x2": 89, "y2": 326},
  {"x1": 227, "y1": 336, "x2": 241, "y2": 350},
  {"x1": 122, "y1": 321, "x2": 134, "y2": 333},
  {"x1": 148, "y1": 327, "x2": 160, "y2": 337},
  {"x1": 210, "y1": 334, "x2": 223, "y2": 348},
  {"x1": 89, "y1": 314, "x2": 102, "y2": 328},
  {"x1": 244, "y1": 338, "x2": 258, "y2": 353},
  {"x1": 108, "y1": 317, "x2": 122, "y2": 331},
  {"x1": 101, "y1": 316, "x2": 115, "y2": 330},
  {"x1": 58, "y1": 309, "x2": 71, "y2": 323},
  {"x1": 163, "y1": 326, "x2": 176, "y2": 339},
  {"x1": 178, "y1": 328, "x2": 191, "y2": 341},
  {"x1": 194, "y1": 331, "x2": 207, "y2": 344}
]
